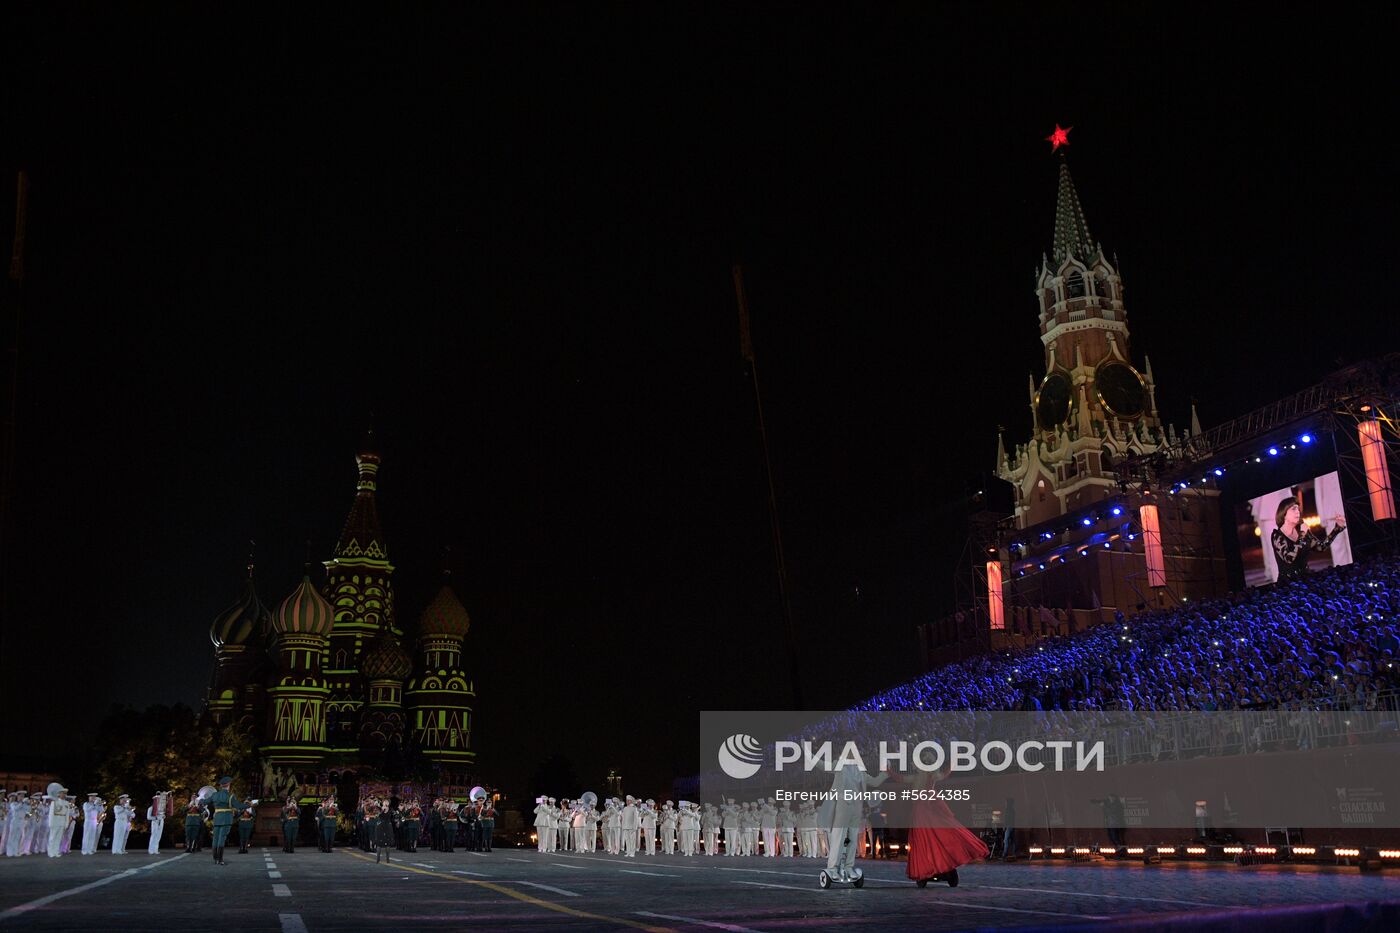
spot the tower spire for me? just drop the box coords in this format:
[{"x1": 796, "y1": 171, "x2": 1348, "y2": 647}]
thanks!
[{"x1": 1052, "y1": 156, "x2": 1095, "y2": 265}]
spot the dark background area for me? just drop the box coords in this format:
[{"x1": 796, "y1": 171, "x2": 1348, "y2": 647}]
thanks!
[{"x1": 1, "y1": 3, "x2": 1395, "y2": 802}]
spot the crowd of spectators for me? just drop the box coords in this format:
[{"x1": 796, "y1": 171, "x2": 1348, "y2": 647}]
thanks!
[{"x1": 856, "y1": 555, "x2": 1400, "y2": 715}]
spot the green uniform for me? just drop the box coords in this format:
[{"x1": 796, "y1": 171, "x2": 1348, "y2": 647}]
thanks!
[
  {"x1": 208, "y1": 788, "x2": 244, "y2": 864},
  {"x1": 184, "y1": 802, "x2": 207, "y2": 852},
  {"x1": 282, "y1": 804, "x2": 300, "y2": 853},
  {"x1": 237, "y1": 807, "x2": 255, "y2": 852},
  {"x1": 402, "y1": 806, "x2": 421, "y2": 851},
  {"x1": 317, "y1": 804, "x2": 338, "y2": 851}
]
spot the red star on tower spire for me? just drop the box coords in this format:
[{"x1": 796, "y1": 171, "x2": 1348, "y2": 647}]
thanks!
[{"x1": 1046, "y1": 124, "x2": 1072, "y2": 152}]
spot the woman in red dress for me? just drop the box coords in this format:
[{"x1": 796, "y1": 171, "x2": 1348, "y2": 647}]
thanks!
[{"x1": 892, "y1": 766, "x2": 988, "y2": 887}]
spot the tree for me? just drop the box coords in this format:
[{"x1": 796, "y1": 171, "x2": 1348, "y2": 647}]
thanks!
[{"x1": 92, "y1": 704, "x2": 255, "y2": 811}]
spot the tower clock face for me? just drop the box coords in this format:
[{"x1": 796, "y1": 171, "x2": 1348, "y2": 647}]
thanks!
[
  {"x1": 1094, "y1": 360, "x2": 1147, "y2": 419},
  {"x1": 1035, "y1": 370, "x2": 1073, "y2": 430}
]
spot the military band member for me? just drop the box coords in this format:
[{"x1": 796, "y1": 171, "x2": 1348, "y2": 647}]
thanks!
[
  {"x1": 147, "y1": 792, "x2": 171, "y2": 855},
  {"x1": 479, "y1": 797, "x2": 496, "y2": 853},
  {"x1": 184, "y1": 794, "x2": 208, "y2": 853},
  {"x1": 401, "y1": 798, "x2": 422, "y2": 852},
  {"x1": 316, "y1": 796, "x2": 338, "y2": 852},
  {"x1": 440, "y1": 799, "x2": 458, "y2": 852},
  {"x1": 639, "y1": 799, "x2": 657, "y2": 855},
  {"x1": 112, "y1": 795, "x2": 135, "y2": 855},
  {"x1": 237, "y1": 798, "x2": 256, "y2": 854},
  {"x1": 46, "y1": 785, "x2": 74, "y2": 858},
  {"x1": 207, "y1": 776, "x2": 248, "y2": 866},
  {"x1": 81, "y1": 794, "x2": 103, "y2": 855},
  {"x1": 281, "y1": 796, "x2": 300, "y2": 853},
  {"x1": 702, "y1": 803, "x2": 719, "y2": 856}
]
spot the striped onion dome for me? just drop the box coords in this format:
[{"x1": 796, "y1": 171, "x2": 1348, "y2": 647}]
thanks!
[
  {"x1": 361, "y1": 630, "x2": 412, "y2": 681},
  {"x1": 272, "y1": 574, "x2": 334, "y2": 637},
  {"x1": 418, "y1": 582, "x2": 470, "y2": 639},
  {"x1": 209, "y1": 574, "x2": 269, "y2": 649}
]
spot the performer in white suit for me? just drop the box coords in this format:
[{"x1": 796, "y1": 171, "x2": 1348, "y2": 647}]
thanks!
[
  {"x1": 760, "y1": 798, "x2": 778, "y2": 857},
  {"x1": 620, "y1": 797, "x2": 640, "y2": 857},
  {"x1": 111, "y1": 795, "x2": 135, "y2": 854},
  {"x1": 147, "y1": 792, "x2": 169, "y2": 854},
  {"x1": 81, "y1": 794, "x2": 104, "y2": 855},
  {"x1": 639, "y1": 799, "x2": 656, "y2": 855},
  {"x1": 533, "y1": 798, "x2": 554, "y2": 853},
  {"x1": 821, "y1": 761, "x2": 889, "y2": 880},
  {"x1": 778, "y1": 801, "x2": 796, "y2": 857},
  {"x1": 701, "y1": 803, "x2": 719, "y2": 855},
  {"x1": 47, "y1": 784, "x2": 75, "y2": 858},
  {"x1": 5, "y1": 792, "x2": 28, "y2": 857}
]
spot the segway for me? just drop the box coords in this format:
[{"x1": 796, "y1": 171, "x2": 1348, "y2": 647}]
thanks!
[
  {"x1": 915, "y1": 868, "x2": 959, "y2": 888},
  {"x1": 818, "y1": 831, "x2": 865, "y2": 888}
]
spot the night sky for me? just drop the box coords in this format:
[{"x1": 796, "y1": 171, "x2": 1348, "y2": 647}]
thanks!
[{"x1": 1, "y1": 4, "x2": 1396, "y2": 800}]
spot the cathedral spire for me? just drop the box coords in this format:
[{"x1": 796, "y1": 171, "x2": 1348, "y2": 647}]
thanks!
[
  {"x1": 1052, "y1": 156, "x2": 1095, "y2": 265},
  {"x1": 330, "y1": 430, "x2": 390, "y2": 568}
]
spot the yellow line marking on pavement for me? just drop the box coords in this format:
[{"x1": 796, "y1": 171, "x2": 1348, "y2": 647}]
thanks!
[{"x1": 341, "y1": 850, "x2": 675, "y2": 931}]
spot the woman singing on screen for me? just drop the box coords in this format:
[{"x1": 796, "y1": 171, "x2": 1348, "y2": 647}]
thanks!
[{"x1": 1272, "y1": 497, "x2": 1345, "y2": 583}]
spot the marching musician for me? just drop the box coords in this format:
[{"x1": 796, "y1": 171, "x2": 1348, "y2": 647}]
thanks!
[
  {"x1": 400, "y1": 797, "x2": 422, "y2": 852},
  {"x1": 316, "y1": 795, "x2": 338, "y2": 852},
  {"x1": 46, "y1": 784, "x2": 74, "y2": 858},
  {"x1": 479, "y1": 795, "x2": 496, "y2": 853},
  {"x1": 440, "y1": 798, "x2": 458, "y2": 852},
  {"x1": 111, "y1": 794, "x2": 135, "y2": 855},
  {"x1": 184, "y1": 792, "x2": 208, "y2": 853},
  {"x1": 281, "y1": 795, "x2": 300, "y2": 854},
  {"x1": 80, "y1": 793, "x2": 104, "y2": 855},
  {"x1": 237, "y1": 796, "x2": 257, "y2": 854},
  {"x1": 147, "y1": 791, "x2": 171, "y2": 854}
]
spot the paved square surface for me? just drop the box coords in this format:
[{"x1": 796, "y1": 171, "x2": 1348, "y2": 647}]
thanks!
[{"x1": 2, "y1": 846, "x2": 1398, "y2": 931}]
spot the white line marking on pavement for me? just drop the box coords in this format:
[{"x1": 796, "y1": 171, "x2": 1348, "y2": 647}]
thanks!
[
  {"x1": 412, "y1": 863, "x2": 436, "y2": 868},
  {"x1": 266, "y1": 862, "x2": 278, "y2": 869},
  {"x1": 465, "y1": 850, "x2": 489, "y2": 857},
  {"x1": 268, "y1": 871, "x2": 283, "y2": 879},
  {"x1": 551, "y1": 862, "x2": 590, "y2": 869},
  {"x1": 620, "y1": 869, "x2": 680, "y2": 878},
  {"x1": 272, "y1": 884, "x2": 291, "y2": 897},
  {"x1": 0, "y1": 853, "x2": 187, "y2": 921},
  {"x1": 636, "y1": 912, "x2": 767, "y2": 933},
  {"x1": 279, "y1": 914, "x2": 309, "y2": 933},
  {"x1": 506, "y1": 857, "x2": 531, "y2": 862},
  {"x1": 506, "y1": 880, "x2": 580, "y2": 898},
  {"x1": 966, "y1": 883, "x2": 1240, "y2": 909},
  {"x1": 450, "y1": 870, "x2": 493, "y2": 877},
  {"x1": 734, "y1": 880, "x2": 818, "y2": 892}
]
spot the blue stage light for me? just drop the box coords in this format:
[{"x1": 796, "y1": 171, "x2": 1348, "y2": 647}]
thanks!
[
  {"x1": 1300, "y1": 434, "x2": 1312, "y2": 444},
  {"x1": 1082, "y1": 517, "x2": 1093, "y2": 526},
  {"x1": 1111, "y1": 506, "x2": 1122, "y2": 516},
  {"x1": 1268, "y1": 447, "x2": 1279, "y2": 456},
  {"x1": 1214, "y1": 468, "x2": 1223, "y2": 476},
  {"x1": 1038, "y1": 563, "x2": 1046, "y2": 571}
]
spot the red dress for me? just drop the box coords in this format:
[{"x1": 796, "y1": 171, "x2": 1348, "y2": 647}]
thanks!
[{"x1": 905, "y1": 786, "x2": 988, "y2": 880}]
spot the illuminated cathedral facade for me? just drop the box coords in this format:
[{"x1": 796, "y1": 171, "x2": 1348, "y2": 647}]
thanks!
[{"x1": 203, "y1": 438, "x2": 476, "y2": 778}]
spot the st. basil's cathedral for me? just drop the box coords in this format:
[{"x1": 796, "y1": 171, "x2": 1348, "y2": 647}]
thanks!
[{"x1": 202, "y1": 436, "x2": 476, "y2": 789}]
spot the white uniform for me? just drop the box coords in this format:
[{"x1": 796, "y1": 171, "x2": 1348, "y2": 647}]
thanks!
[
  {"x1": 111, "y1": 800, "x2": 135, "y2": 854},
  {"x1": 556, "y1": 802, "x2": 570, "y2": 852},
  {"x1": 147, "y1": 804, "x2": 165, "y2": 854},
  {"x1": 778, "y1": 803, "x2": 796, "y2": 857},
  {"x1": 48, "y1": 796, "x2": 75, "y2": 858},
  {"x1": 620, "y1": 799, "x2": 640, "y2": 857},
  {"x1": 4, "y1": 796, "x2": 28, "y2": 856},
  {"x1": 701, "y1": 805, "x2": 719, "y2": 855},
  {"x1": 81, "y1": 799, "x2": 103, "y2": 855},
  {"x1": 721, "y1": 802, "x2": 740, "y2": 855},
  {"x1": 658, "y1": 804, "x2": 676, "y2": 855},
  {"x1": 639, "y1": 801, "x2": 656, "y2": 854},
  {"x1": 759, "y1": 799, "x2": 778, "y2": 857},
  {"x1": 533, "y1": 802, "x2": 553, "y2": 853}
]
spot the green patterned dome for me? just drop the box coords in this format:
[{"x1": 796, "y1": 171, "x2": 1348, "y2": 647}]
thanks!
[
  {"x1": 209, "y1": 575, "x2": 270, "y2": 649},
  {"x1": 418, "y1": 583, "x2": 470, "y2": 639},
  {"x1": 272, "y1": 574, "x2": 334, "y2": 637},
  {"x1": 361, "y1": 630, "x2": 412, "y2": 681}
]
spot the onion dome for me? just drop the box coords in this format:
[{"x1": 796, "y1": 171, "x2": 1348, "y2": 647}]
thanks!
[
  {"x1": 272, "y1": 574, "x2": 334, "y2": 637},
  {"x1": 418, "y1": 582, "x2": 471, "y2": 639},
  {"x1": 361, "y1": 630, "x2": 412, "y2": 681},
  {"x1": 209, "y1": 574, "x2": 269, "y2": 649}
]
